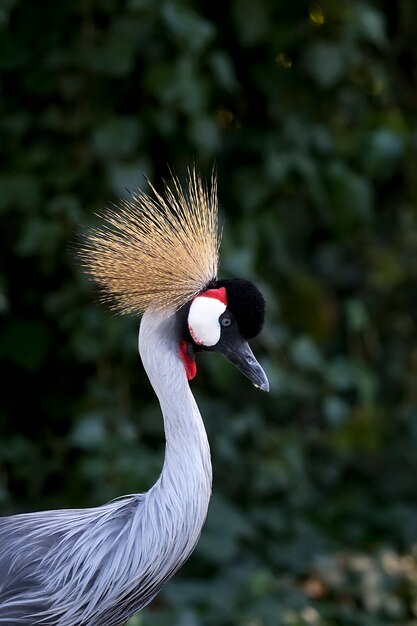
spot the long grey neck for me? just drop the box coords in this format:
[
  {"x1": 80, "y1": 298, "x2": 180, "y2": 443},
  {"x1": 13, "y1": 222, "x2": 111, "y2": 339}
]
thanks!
[{"x1": 138, "y1": 309, "x2": 212, "y2": 553}]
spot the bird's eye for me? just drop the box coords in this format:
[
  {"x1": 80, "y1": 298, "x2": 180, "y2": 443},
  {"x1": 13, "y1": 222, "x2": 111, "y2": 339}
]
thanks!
[{"x1": 221, "y1": 317, "x2": 232, "y2": 328}]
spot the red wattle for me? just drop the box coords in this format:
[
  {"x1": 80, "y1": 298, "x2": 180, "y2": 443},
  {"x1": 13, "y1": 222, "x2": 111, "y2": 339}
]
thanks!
[{"x1": 178, "y1": 340, "x2": 197, "y2": 380}]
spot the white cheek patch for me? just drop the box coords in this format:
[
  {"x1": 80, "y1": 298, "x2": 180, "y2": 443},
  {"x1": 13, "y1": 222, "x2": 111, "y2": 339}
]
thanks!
[{"x1": 188, "y1": 296, "x2": 227, "y2": 347}]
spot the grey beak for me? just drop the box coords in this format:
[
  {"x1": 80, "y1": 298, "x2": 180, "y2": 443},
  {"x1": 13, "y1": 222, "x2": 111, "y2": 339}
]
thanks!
[{"x1": 216, "y1": 337, "x2": 269, "y2": 392}]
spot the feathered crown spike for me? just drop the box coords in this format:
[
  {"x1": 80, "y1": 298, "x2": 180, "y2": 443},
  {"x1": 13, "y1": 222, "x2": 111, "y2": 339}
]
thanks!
[{"x1": 80, "y1": 168, "x2": 220, "y2": 314}]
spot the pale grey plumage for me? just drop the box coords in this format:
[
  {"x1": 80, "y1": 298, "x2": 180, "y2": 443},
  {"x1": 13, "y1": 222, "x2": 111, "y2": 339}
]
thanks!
[{"x1": 0, "y1": 310, "x2": 212, "y2": 625}]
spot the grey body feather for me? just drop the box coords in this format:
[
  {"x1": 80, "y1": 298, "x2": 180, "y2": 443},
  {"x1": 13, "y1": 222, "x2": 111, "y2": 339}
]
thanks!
[{"x1": 0, "y1": 310, "x2": 212, "y2": 625}]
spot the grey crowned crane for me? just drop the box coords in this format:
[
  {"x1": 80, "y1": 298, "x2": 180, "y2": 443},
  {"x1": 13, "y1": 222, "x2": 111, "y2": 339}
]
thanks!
[{"x1": 0, "y1": 169, "x2": 268, "y2": 625}]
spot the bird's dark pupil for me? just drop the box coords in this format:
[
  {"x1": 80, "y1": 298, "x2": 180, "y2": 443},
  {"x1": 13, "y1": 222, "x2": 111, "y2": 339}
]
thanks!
[{"x1": 221, "y1": 318, "x2": 231, "y2": 327}]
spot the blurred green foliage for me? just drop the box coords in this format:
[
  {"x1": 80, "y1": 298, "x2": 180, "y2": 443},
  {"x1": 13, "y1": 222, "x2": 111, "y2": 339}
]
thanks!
[{"x1": 1, "y1": 0, "x2": 417, "y2": 624}]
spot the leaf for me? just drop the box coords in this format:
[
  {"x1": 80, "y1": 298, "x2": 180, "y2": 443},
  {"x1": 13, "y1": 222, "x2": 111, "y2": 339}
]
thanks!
[
  {"x1": 323, "y1": 395, "x2": 350, "y2": 427},
  {"x1": 290, "y1": 336, "x2": 323, "y2": 371},
  {"x1": 355, "y1": 3, "x2": 387, "y2": 46},
  {"x1": 161, "y1": 4, "x2": 215, "y2": 52},
  {"x1": 107, "y1": 159, "x2": 152, "y2": 198},
  {"x1": 91, "y1": 117, "x2": 142, "y2": 161},
  {"x1": 70, "y1": 414, "x2": 107, "y2": 450},
  {"x1": 364, "y1": 129, "x2": 405, "y2": 178},
  {"x1": 304, "y1": 41, "x2": 348, "y2": 87}
]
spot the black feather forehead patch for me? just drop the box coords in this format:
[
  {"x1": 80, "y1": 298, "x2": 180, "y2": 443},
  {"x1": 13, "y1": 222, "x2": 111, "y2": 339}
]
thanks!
[{"x1": 211, "y1": 278, "x2": 265, "y2": 339}]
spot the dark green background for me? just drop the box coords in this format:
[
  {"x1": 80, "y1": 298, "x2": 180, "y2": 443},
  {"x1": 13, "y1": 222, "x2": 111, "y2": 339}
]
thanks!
[{"x1": 1, "y1": 1, "x2": 417, "y2": 624}]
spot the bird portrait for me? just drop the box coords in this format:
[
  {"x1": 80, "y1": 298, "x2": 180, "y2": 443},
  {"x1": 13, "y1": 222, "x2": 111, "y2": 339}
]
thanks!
[{"x1": 0, "y1": 169, "x2": 268, "y2": 626}]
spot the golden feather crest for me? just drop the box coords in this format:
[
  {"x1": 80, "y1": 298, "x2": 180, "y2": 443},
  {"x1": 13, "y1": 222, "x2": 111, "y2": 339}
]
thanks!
[{"x1": 80, "y1": 169, "x2": 220, "y2": 314}]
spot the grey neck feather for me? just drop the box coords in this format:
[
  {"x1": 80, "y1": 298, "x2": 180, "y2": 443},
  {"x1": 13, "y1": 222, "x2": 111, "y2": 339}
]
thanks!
[{"x1": 138, "y1": 308, "x2": 212, "y2": 561}]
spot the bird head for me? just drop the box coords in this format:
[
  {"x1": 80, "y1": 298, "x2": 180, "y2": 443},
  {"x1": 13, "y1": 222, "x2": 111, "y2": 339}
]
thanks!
[
  {"x1": 177, "y1": 280, "x2": 268, "y2": 391},
  {"x1": 80, "y1": 168, "x2": 268, "y2": 391}
]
